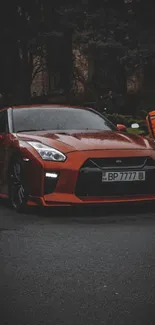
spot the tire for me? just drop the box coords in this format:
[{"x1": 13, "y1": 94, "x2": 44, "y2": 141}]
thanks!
[{"x1": 8, "y1": 156, "x2": 28, "y2": 213}]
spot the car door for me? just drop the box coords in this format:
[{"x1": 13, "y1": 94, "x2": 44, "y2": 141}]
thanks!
[
  {"x1": 146, "y1": 111, "x2": 155, "y2": 138},
  {"x1": 0, "y1": 109, "x2": 9, "y2": 190}
]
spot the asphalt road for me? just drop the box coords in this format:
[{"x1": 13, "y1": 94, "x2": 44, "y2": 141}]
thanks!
[{"x1": 0, "y1": 201, "x2": 155, "y2": 325}]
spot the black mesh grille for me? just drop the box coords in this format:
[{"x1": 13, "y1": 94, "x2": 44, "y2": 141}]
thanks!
[
  {"x1": 82, "y1": 156, "x2": 153, "y2": 169},
  {"x1": 75, "y1": 160, "x2": 155, "y2": 198}
]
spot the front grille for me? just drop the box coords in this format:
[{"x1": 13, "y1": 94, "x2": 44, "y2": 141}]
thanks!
[
  {"x1": 82, "y1": 156, "x2": 154, "y2": 169},
  {"x1": 75, "y1": 157, "x2": 155, "y2": 198}
]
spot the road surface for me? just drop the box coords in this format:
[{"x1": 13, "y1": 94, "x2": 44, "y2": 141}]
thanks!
[{"x1": 0, "y1": 200, "x2": 155, "y2": 325}]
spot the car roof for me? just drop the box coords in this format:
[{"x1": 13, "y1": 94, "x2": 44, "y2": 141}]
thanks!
[{"x1": 11, "y1": 104, "x2": 89, "y2": 110}]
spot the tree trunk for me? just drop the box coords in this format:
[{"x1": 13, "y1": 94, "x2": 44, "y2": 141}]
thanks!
[
  {"x1": 62, "y1": 28, "x2": 73, "y2": 97},
  {"x1": 20, "y1": 42, "x2": 33, "y2": 102}
]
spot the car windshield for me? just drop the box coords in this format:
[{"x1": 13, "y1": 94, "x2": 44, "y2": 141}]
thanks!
[{"x1": 12, "y1": 106, "x2": 117, "y2": 132}]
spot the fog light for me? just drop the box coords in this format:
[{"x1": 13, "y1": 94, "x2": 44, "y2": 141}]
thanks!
[{"x1": 45, "y1": 172, "x2": 58, "y2": 178}]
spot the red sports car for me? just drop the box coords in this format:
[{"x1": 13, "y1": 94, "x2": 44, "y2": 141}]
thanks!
[{"x1": 0, "y1": 104, "x2": 155, "y2": 212}]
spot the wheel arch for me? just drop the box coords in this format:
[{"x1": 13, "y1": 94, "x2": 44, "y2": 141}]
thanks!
[{"x1": 8, "y1": 150, "x2": 24, "y2": 173}]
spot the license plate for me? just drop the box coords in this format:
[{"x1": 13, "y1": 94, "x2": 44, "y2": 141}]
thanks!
[{"x1": 102, "y1": 171, "x2": 145, "y2": 182}]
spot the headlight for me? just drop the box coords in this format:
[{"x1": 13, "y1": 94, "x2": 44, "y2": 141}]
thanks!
[{"x1": 28, "y1": 141, "x2": 66, "y2": 161}]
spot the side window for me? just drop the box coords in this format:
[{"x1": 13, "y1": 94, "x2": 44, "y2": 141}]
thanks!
[{"x1": 0, "y1": 110, "x2": 8, "y2": 134}]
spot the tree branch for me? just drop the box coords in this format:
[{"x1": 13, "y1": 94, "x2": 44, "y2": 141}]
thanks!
[{"x1": 32, "y1": 63, "x2": 46, "y2": 81}]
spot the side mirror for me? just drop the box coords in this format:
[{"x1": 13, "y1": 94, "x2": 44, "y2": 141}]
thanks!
[
  {"x1": 131, "y1": 123, "x2": 140, "y2": 129},
  {"x1": 117, "y1": 124, "x2": 127, "y2": 132}
]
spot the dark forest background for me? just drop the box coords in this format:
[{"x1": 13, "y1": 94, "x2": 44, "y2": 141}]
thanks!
[{"x1": 0, "y1": 0, "x2": 155, "y2": 118}]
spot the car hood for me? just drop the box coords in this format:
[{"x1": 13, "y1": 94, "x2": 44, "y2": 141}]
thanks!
[{"x1": 17, "y1": 130, "x2": 155, "y2": 153}]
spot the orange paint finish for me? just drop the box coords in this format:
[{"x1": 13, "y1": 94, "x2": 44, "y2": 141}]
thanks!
[
  {"x1": 0, "y1": 104, "x2": 155, "y2": 208},
  {"x1": 27, "y1": 193, "x2": 155, "y2": 207},
  {"x1": 42, "y1": 149, "x2": 155, "y2": 196},
  {"x1": 17, "y1": 129, "x2": 155, "y2": 152},
  {"x1": 146, "y1": 111, "x2": 155, "y2": 138},
  {"x1": 117, "y1": 124, "x2": 127, "y2": 132}
]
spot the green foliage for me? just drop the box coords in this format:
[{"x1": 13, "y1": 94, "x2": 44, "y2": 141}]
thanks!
[
  {"x1": 127, "y1": 128, "x2": 145, "y2": 135},
  {"x1": 105, "y1": 113, "x2": 146, "y2": 128}
]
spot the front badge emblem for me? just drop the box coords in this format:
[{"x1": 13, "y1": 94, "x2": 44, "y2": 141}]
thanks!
[{"x1": 116, "y1": 160, "x2": 122, "y2": 164}]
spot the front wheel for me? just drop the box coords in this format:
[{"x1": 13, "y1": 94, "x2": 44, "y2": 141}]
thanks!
[{"x1": 8, "y1": 157, "x2": 28, "y2": 212}]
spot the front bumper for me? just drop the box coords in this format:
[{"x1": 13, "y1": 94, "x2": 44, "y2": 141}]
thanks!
[
  {"x1": 27, "y1": 149, "x2": 155, "y2": 206},
  {"x1": 28, "y1": 194, "x2": 155, "y2": 207}
]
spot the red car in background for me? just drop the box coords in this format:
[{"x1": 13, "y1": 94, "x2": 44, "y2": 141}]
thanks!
[{"x1": 0, "y1": 104, "x2": 155, "y2": 212}]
